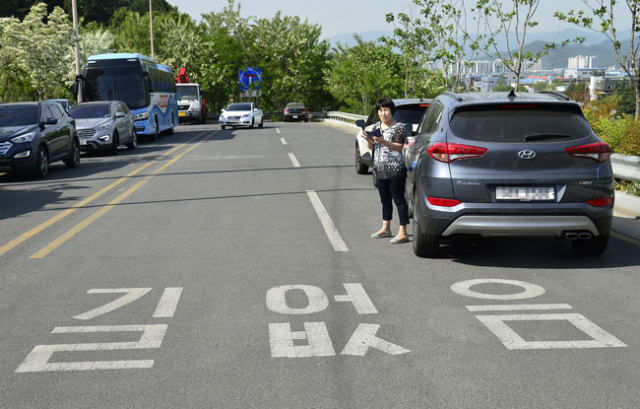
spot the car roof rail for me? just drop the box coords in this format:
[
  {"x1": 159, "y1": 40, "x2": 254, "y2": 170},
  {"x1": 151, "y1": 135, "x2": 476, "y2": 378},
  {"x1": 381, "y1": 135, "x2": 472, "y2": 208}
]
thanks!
[
  {"x1": 539, "y1": 91, "x2": 571, "y2": 101},
  {"x1": 442, "y1": 92, "x2": 463, "y2": 102}
]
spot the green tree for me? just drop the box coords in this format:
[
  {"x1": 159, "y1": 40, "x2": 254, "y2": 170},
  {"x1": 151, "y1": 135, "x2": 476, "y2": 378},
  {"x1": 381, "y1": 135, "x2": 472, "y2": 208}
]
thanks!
[
  {"x1": 471, "y1": 0, "x2": 576, "y2": 90},
  {"x1": 326, "y1": 36, "x2": 403, "y2": 115},
  {"x1": 555, "y1": 1, "x2": 640, "y2": 119}
]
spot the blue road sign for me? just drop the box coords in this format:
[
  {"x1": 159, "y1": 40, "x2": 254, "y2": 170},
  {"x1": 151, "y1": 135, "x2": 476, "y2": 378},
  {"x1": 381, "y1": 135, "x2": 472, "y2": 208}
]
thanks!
[{"x1": 239, "y1": 68, "x2": 262, "y2": 91}]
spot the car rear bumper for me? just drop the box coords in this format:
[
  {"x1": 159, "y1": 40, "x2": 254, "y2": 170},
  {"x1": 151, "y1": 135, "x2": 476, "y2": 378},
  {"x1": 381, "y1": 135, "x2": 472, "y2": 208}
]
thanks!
[
  {"x1": 441, "y1": 215, "x2": 601, "y2": 237},
  {"x1": 415, "y1": 198, "x2": 613, "y2": 238}
]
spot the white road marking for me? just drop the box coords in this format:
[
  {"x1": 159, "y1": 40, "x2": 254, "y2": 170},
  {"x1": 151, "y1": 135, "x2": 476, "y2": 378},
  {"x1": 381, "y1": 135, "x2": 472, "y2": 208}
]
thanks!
[
  {"x1": 288, "y1": 152, "x2": 301, "y2": 168},
  {"x1": 475, "y1": 313, "x2": 627, "y2": 350},
  {"x1": 276, "y1": 127, "x2": 281, "y2": 134},
  {"x1": 466, "y1": 304, "x2": 572, "y2": 312},
  {"x1": 266, "y1": 285, "x2": 329, "y2": 315},
  {"x1": 306, "y1": 190, "x2": 349, "y2": 252},
  {"x1": 334, "y1": 283, "x2": 378, "y2": 314},
  {"x1": 451, "y1": 279, "x2": 546, "y2": 300},
  {"x1": 269, "y1": 322, "x2": 336, "y2": 358},
  {"x1": 15, "y1": 325, "x2": 167, "y2": 372},
  {"x1": 74, "y1": 288, "x2": 152, "y2": 320},
  {"x1": 153, "y1": 287, "x2": 183, "y2": 318},
  {"x1": 280, "y1": 138, "x2": 287, "y2": 145},
  {"x1": 341, "y1": 324, "x2": 410, "y2": 356}
]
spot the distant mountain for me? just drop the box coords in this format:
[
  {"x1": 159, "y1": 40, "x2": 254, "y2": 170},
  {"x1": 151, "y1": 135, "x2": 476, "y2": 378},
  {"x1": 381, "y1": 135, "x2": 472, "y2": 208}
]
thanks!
[{"x1": 328, "y1": 28, "x2": 633, "y2": 69}]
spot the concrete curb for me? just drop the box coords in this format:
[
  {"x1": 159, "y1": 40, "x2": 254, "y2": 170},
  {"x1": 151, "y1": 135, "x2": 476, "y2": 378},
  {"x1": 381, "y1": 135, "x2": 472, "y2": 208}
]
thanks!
[{"x1": 614, "y1": 190, "x2": 640, "y2": 219}]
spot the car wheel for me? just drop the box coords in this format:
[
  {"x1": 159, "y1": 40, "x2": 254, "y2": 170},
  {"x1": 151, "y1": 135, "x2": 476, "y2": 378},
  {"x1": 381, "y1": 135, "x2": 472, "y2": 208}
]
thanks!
[
  {"x1": 412, "y1": 190, "x2": 440, "y2": 258},
  {"x1": 221, "y1": 125, "x2": 226, "y2": 130},
  {"x1": 259, "y1": 117, "x2": 264, "y2": 128},
  {"x1": 127, "y1": 128, "x2": 138, "y2": 150},
  {"x1": 64, "y1": 139, "x2": 81, "y2": 168},
  {"x1": 34, "y1": 146, "x2": 49, "y2": 179},
  {"x1": 109, "y1": 132, "x2": 119, "y2": 155},
  {"x1": 355, "y1": 143, "x2": 369, "y2": 174},
  {"x1": 571, "y1": 234, "x2": 609, "y2": 256},
  {"x1": 250, "y1": 118, "x2": 254, "y2": 129}
]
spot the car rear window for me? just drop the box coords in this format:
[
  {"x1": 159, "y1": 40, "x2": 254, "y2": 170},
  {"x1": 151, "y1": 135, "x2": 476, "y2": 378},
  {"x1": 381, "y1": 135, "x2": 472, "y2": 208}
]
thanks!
[
  {"x1": 450, "y1": 104, "x2": 592, "y2": 143},
  {"x1": 394, "y1": 105, "x2": 429, "y2": 125},
  {"x1": 70, "y1": 104, "x2": 111, "y2": 119},
  {"x1": 0, "y1": 105, "x2": 38, "y2": 127}
]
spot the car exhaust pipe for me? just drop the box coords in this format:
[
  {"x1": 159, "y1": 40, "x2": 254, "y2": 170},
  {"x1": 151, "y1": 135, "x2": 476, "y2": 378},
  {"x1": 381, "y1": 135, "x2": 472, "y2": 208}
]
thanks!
[
  {"x1": 564, "y1": 232, "x2": 579, "y2": 241},
  {"x1": 578, "y1": 232, "x2": 593, "y2": 240}
]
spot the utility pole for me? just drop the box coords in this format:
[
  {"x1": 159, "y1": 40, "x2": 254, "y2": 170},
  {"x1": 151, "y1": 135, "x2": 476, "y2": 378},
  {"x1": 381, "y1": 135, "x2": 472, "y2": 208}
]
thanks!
[
  {"x1": 149, "y1": 0, "x2": 155, "y2": 59},
  {"x1": 72, "y1": 0, "x2": 82, "y2": 102}
]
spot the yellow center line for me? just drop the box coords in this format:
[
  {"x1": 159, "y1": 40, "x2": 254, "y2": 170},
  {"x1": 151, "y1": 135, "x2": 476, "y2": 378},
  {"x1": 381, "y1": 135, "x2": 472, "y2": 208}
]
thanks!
[
  {"x1": 29, "y1": 133, "x2": 212, "y2": 259},
  {"x1": 0, "y1": 132, "x2": 208, "y2": 257}
]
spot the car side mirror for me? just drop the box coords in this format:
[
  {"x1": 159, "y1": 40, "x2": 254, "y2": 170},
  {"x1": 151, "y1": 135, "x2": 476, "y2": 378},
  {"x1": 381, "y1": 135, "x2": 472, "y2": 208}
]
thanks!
[
  {"x1": 44, "y1": 117, "x2": 58, "y2": 126},
  {"x1": 355, "y1": 119, "x2": 365, "y2": 129},
  {"x1": 115, "y1": 112, "x2": 125, "y2": 118}
]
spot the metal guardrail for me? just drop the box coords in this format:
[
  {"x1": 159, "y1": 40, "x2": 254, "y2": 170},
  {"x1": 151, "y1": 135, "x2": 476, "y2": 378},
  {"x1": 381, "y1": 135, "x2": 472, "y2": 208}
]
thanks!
[
  {"x1": 326, "y1": 111, "x2": 367, "y2": 125},
  {"x1": 611, "y1": 154, "x2": 640, "y2": 184}
]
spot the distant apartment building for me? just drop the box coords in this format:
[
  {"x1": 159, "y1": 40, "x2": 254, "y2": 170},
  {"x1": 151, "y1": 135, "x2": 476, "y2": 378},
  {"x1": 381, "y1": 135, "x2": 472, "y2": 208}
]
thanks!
[
  {"x1": 564, "y1": 68, "x2": 605, "y2": 80},
  {"x1": 568, "y1": 55, "x2": 599, "y2": 69}
]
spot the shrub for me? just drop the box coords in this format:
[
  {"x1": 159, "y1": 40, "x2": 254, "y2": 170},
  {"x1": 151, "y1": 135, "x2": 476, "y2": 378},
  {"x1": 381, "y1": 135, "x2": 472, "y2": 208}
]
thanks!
[{"x1": 584, "y1": 105, "x2": 640, "y2": 157}]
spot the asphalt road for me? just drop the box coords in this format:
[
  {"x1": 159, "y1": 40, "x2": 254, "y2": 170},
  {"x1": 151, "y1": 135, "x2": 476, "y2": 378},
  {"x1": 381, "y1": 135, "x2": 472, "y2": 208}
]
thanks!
[{"x1": 1, "y1": 122, "x2": 639, "y2": 409}]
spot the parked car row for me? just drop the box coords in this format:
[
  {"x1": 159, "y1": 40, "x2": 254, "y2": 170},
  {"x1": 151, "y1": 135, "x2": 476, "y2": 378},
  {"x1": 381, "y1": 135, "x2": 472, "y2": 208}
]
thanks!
[
  {"x1": 0, "y1": 100, "x2": 140, "y2": 178},
  {"x1": 355, "y1": 91, "x2": 615, "y2": 258}
]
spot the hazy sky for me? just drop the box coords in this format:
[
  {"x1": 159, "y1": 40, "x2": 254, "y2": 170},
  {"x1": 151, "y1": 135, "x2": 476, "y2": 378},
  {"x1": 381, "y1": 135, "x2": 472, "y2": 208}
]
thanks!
[{"x1": 165, "y1": 0, "x2": 631, "y2": 39}]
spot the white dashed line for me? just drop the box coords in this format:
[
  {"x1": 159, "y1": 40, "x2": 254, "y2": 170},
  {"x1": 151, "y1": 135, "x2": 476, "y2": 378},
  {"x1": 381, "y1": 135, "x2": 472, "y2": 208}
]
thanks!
[
  {"x1": 306, "y1": 190, "x2": 349, "y2": 252},
  {"x1": 280, "y1": 138, "x2": 287, "y2": 145},
  {"x1": 288, "y1": 153, "x2": 301, "y2": 168}
]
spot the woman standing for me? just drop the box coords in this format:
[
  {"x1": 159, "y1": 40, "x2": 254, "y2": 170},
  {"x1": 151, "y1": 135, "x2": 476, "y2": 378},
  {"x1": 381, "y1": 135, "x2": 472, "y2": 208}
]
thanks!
[{"x1": 358, "y1": 97, "x2": 409, "y2": 244}]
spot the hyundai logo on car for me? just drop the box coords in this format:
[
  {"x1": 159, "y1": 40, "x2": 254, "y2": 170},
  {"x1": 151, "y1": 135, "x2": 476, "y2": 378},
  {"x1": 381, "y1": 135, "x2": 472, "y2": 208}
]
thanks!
[{"x1": 518, "y1": 150, "x2": 536, "y2": 160}]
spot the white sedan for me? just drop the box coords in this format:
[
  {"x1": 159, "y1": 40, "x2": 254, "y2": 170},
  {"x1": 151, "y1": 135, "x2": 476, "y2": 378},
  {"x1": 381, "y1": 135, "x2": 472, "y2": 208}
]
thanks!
[{"x1": 219, "y1": 102, "x2": 264, "y2": 129}]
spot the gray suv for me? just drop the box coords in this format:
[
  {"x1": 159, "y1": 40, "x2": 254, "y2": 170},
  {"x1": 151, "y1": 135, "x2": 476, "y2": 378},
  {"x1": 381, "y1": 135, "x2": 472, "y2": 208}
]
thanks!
[{"x1": 406, "y1": 91, "x2": 614, "y2": 257}]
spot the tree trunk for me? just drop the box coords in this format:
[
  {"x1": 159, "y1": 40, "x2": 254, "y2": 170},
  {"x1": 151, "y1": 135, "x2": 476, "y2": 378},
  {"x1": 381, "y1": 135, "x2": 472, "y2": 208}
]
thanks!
[{"x1": 636, "y1": 82, "x2": 640, "y2": 121}]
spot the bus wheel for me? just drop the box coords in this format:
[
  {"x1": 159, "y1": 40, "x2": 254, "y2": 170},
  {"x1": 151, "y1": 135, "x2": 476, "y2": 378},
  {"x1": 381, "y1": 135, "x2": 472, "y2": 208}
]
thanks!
[
  {"x1": 151, "y1": 117, "x2": 159, "y2": 141},
  {"x1": 165, "y1": 115, "x2": 175, "y2": 135}
]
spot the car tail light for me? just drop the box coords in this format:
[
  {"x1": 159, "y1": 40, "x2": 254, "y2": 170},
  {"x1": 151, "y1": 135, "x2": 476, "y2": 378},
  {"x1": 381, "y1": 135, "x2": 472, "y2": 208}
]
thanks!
[
  {"x1": 427, "y1": 197, "x2": 462, "y2": 207},
  {"x1": 587, "y1": 197, "x2": 613, "y2": 207},
  {"x1": 284, "y1": 109, "x2": 289, "y2": 113},
  {"x1": 428, "y1": 142, "x2": 488, "y2": 163},
  {"x1": 565, "y1": 142, "x2": 612, "y2": 163},
  {"x1": 303, "y1": 110, "x2": 307, "y2": 114}
]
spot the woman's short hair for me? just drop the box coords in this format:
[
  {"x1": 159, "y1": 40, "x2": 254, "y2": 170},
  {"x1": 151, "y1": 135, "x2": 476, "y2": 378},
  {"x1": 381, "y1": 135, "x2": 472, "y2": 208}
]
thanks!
[{"x1": 375, "y1": 97, "x2": 396, "y2": 115}]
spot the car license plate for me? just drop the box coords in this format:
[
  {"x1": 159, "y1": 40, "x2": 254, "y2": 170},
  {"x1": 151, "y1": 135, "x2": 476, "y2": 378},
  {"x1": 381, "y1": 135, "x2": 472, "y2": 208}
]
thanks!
[
  {"x1": 80, "y1": 140, "x2": 87, "y2": 146},
  {"x1": 178, "y1": 112, "x2": 186, "y2": 117},
  {"x1": 293, "y1": 115, "x2": 298, "y2": 119},
  {"x1": 496, "y1": 186, "x2": 555, "y2": 201}
]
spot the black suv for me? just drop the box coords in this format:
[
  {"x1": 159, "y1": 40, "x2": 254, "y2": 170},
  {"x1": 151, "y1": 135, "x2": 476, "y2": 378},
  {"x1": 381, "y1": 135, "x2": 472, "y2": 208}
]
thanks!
[
  {"x1": 0, "y1": 102, "x2": 80, "y2": 178},
  {"x1": 406, "y1": 91, "x2": 614, "y2": 257}
]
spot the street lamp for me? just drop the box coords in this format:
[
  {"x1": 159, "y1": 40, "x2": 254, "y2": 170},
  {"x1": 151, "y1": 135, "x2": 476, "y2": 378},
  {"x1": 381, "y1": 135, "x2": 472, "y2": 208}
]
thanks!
[
  {"x1": 72, "y1": 0, "x2": 82, "y2": 102},
  {"x1": 149, "y1": 0, "x2": 155, "y2": 59}
]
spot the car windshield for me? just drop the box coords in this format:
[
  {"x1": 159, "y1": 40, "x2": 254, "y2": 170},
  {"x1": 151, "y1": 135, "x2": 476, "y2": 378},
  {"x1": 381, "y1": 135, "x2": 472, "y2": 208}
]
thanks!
[
  {"x1": 177, "y1": 85, "x2": 198, "y2": 100},
  {"x1": 450, "y1": 105, "x2": 592, "y2": 143},
  {"x1": 0, "y1": 105, "x2": 38, "y2": 127},
  {"x1": 227, "y1": 103, "x2": 252, "y2": 111},
  {"x1": 70, "y1": 104, "x2": 111, "y2": 119}
]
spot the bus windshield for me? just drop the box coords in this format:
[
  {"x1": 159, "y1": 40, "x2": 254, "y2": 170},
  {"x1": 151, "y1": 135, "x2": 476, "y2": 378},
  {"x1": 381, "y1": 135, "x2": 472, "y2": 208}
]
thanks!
[{"x1": 84, "y1": 67, "x2": 147, "y2": 110}]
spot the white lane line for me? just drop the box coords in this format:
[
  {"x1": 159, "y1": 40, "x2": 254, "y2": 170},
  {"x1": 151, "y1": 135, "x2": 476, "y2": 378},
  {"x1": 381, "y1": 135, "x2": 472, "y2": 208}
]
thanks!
[
  {"x1": 466, "y1": 303, "x2": 572, "y2": 312},
  {"x1": 276, "y1": 128, "x2": 281, "y2": 134},
  {"x1": 288, "y1": 153, "x2": 301, "y2": 168},
  {"x1": 153, "y1": 287, "x2": 184, "y2": 318},
  {"x1": 306, "y1": 190, "x2": 349, "y2": 252},
  {"x1": 280, "y1": 138, "x2": 288, "y2": 145}
]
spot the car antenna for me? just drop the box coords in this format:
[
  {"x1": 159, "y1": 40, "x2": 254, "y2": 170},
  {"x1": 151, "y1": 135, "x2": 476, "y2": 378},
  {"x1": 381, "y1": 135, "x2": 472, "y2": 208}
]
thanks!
[{"x1": 508, "y1": 89, "x2": 517, "y2": 99}]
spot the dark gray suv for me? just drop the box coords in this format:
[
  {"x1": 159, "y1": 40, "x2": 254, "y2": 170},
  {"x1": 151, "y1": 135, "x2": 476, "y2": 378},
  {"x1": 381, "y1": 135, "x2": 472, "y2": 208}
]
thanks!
[{"x1": 406, "y1": 91, "x2": 614, "y2": 257}]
